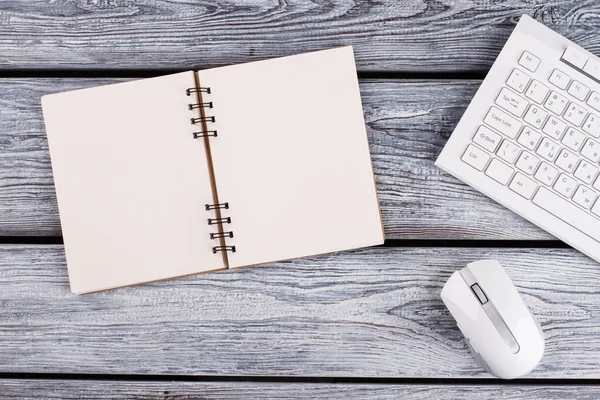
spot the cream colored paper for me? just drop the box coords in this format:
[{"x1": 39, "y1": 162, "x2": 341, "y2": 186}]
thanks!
[
  {"x1": 42, "y1": 72, "x2": 222, "y2": 293},
  {"x1": 199, "y1": 46, "x2": 384, "y2": 268}
]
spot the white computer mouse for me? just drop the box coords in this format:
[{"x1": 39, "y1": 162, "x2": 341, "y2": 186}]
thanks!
[{"x1": 441, "y1": 260, "x2": 544, "y2": 379}]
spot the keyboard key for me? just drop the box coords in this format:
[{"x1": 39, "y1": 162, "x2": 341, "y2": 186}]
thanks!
[
  {"x1": 572, "y1": 186, "x2": 597, "y2": 209},
  {"x1": 534, "y1": 162, "x2": 559, "y2": 186},
  {"x1": 506, "y1": 69, "x2": 530, "y2": 93},
  {"x1": 542, "y1": 115, "x2": 567, "y2": 140},
  {"x1": 554, "y1": 173, "x2": 578, "y2": 198},
  {"x1": 582, "y1": 114, "x2": 600, "y2": 138},
  {"x1": 591, "y1": 198, "x2": 600, "y2": 217},
  {"x1": 484, "y1": 107, "x2": 522, "y2": 138},
  {"x1": 525, "y1": 80, "x2": 549, "y2": 104},
  {"x1": 536, "y1": 137, "x2": 560, "y2": 161},
  {"x1": 564, "y1": 102, "x2": 587, "y2": 126},
  {"x1": 562, "y1": 46, "x2": 588, "y2": 69},
  {"x1": 533, "y1": 187, "x2": 600, "y2": 240},
  {"x1": 545, "y1": 91, "x2": 569, "y2": 115},
  {"x1": 516, "y1": 151, "x2": 539, "y2": 175},
  {"x1": 581, "y1": 138, "x2": 600, "y2": 163},
  {"x1": 594, "y1": 175, "x2": 600, "y2": 192},
  {"x1": 555, "y1": 148, "x2": 580, "y2": 173},
  {"x1": 517, "y1": 126, "x2": 542, "y2": 150},
  {"x1": 523, "y1": 104, "x2": 548, "y2": 129},
  {"x1": 568, "y1": 80, "x2": 590, "y2": 101},
  {"x1": 549, "y1": 69, "x2": 571, "y2": 90},
  {"x1": 473, "y1": 125, "x2": 501, "y2": 152},
  {"x1": 509, "y1": 172, "x2": 538, "y2": 199},
  {"x1": 588, "y1": 92, "x2": 600, "y2": 112},
  {"x1": 495, "y1": 88, "x2": 528, "y2": 117},
  {"x1": 574, "y1": 160, "x2": 599, "y2": 185},
  {"x1": 485, "y1": 159, "x2": 514, "y2": 185},
  {"x1": 462, "y1": 144, "x2": 490, "y2": 171},
  {"x1": 497, "y1": 140, "x2": 521, "y2": 164},
  {"x1": 583, "y1": 59, "x2": 600, "y2": 81},
  {"x1": 561, "y1": 127, "x2": 585, "y2": 151},
  {"x1": 518, "y1": 51, "x2": 540, "y2": 72}
]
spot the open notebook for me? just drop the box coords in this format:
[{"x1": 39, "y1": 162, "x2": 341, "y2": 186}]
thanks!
[{"x1": 42, "y1": 47, "x2": 384, "y2": 293}]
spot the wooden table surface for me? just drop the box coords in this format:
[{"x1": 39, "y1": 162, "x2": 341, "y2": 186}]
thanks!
[{"x1": 2, "y1": 1, "x2": 600, "y2": 398}]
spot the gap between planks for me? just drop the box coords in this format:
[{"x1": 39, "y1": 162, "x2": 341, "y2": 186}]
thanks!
[
  {"x1": 1, "y1": 372, "x2": 599, "y2": 386},
  {"x1": 0, "y1": 70, "x2": 488, "y2": 80},
  {"x1": 0, "y1": 237, "x2": 569, "y2": 249}
]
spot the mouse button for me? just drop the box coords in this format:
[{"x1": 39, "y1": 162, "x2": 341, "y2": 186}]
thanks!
[
  {"x1": 469, "y1": 263, "x2": 527, "y2": 322},
  {"x1": 509, "y1": 314, "x2": 545, "y2": 354},
  {"x1": 470, "y1": 283, "x2": 488, "y2": 304},
  {"x1": 441, "y1": 275, "x2": 484, "y2": 322},
  {"x1": 483, "y1": 302, "x2": 520, "y2": 354}
]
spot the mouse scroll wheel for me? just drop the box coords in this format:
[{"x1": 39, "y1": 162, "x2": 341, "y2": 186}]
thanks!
[{"x1": 470, "y1": 283, "x2": 489, "y2": 305}]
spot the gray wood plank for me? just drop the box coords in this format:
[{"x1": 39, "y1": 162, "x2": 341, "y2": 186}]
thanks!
[
  {"x1": 1, "y1": 380, "x2": 599, "y2": 399},
  {"x1": 0, "y1": 78, "x2": 551, "y2": 239},
  {"x1": 0, "y1": 2, "x2": 599, "y2": 72},
  {"x1": 1, "y1": 244, "x2": 599, "y2": 378}
]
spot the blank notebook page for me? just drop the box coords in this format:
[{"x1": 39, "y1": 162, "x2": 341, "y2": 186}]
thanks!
[
  {"x1": 200, "y1": 46, "x2": 385, "y2": 268},
  {"x1": 42, "y1": 72, "x2": 222, "y2": 293}
]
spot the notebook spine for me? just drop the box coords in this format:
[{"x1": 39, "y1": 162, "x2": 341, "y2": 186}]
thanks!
[{"x1": 188, "y1": 84, "x2": 236, "y2": 255}]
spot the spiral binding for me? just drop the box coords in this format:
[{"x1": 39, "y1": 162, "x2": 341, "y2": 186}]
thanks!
[
  {"x1": 213, "y1": 246, "x2": 236, "y2": 254},
  {"x1": 191, "y1": 116, "x2": 215, "y2": 124},
  {"x1": 210, "y1": 231, "x2": 234, "y2": 239},
  {"x1": 189, "y1": 102, "x2": 213, "y2": 110},
  {"x1": 205, "y1": 202, "x2": 229, "y2": 211},
  {"x1": 188, "y1": 85, "x2": 235, "y2": 254},
  {"x1": 193, "y1": 130, "x2": 218, "y2": 139},
  {"x1": 208, "y1": 217, "x2": 231, "y2": 225},
  {"x1": 187, "y1": 86, "x2": 216, "y2": 139},
  {"x1": 186, "y1": 87, "x2": 211, "y2": 95}
]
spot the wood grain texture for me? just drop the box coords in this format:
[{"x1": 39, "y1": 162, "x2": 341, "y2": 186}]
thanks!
[
  {"x1": 1, "y1": 244, "x2": 599, "y2": 378},
  {"x1": 0, "y1": 1, "x2": 599, "y2": 72},
  {"x1": 2, "y1": 380, "x2": 600, "y2": 399},
  {"x1": 0, "y1": 78, "x2": 551, "y2": 239}
]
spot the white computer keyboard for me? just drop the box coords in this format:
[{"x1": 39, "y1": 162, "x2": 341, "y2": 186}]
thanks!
[{"x1": 436, "y1": 15, "x2": 600, "y2": 263}]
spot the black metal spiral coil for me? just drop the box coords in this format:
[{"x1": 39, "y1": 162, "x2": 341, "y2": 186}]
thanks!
[{"x1": 212, "y1": 245, "x2": 236, "y2": 254}]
